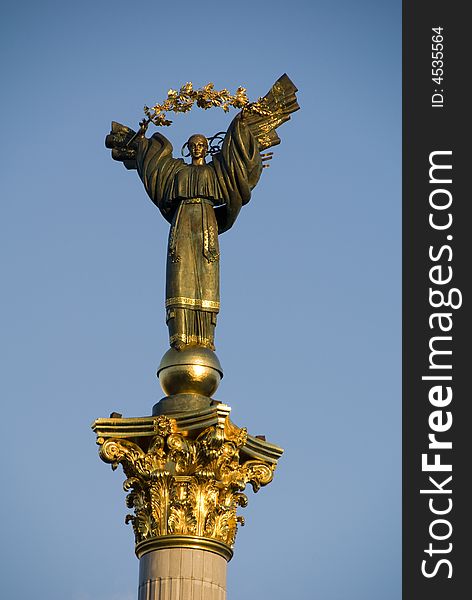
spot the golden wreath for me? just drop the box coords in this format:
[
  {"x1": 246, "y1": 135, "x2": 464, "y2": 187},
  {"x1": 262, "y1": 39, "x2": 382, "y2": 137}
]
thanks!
[{"x1": 142, "y1": 82, "x2": 271, "y2": 127}]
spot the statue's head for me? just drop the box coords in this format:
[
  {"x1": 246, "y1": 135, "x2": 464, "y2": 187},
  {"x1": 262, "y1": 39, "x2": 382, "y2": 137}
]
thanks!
[{"x1": 187, "y1": 134, "x2": 208, "y2": 161}]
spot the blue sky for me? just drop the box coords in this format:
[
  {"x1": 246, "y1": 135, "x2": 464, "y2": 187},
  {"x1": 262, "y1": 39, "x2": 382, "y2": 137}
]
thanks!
[{"x1": 0, "y1": 1, "x2": 400, "y2": 598}]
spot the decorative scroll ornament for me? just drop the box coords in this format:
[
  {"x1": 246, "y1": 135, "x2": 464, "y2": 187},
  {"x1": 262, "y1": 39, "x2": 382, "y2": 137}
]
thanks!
[{"x1": 97, "y1": 415, "x2": 275, "y2": 550}]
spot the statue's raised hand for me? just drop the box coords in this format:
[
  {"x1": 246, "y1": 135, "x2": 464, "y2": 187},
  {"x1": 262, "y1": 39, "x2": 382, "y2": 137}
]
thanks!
[{"x1": 105, "y1": 121, "x2": 140, "y2": 170}]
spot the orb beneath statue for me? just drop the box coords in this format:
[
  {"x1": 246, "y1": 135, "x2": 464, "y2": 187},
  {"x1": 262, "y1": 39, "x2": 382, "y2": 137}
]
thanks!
[{"x1": 156, "y1": 346, "x2": 223, "y2": 409}]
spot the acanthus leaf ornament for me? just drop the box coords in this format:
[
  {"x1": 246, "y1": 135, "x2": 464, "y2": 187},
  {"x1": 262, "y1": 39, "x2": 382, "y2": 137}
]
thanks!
[{"x1": 95, "y1": 415, "x2": 277, "y2": 551}]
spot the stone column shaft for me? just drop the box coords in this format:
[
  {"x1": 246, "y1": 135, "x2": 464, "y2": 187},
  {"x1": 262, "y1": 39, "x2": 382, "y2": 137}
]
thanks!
[{"x1": 139, "y1": 548, "x2": 226, "y2": 600}]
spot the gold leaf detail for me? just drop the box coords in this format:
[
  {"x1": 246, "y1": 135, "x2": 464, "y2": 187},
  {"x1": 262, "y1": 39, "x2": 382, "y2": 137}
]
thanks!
[
  {"x1": 142, "y1": 82, "x2": 270, "y2": 127},
  {"x1": 97, "y1": 421, "x2": 277, "y2": 548}
]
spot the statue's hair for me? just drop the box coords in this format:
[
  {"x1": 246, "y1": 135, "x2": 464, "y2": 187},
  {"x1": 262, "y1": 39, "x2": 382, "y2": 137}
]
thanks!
[
  {"x1": 187, "y1": 133, "x2": 208, "y2": 146},
  {"x1": 181, "y1": 131, "x2": 226, "y2": 157}
]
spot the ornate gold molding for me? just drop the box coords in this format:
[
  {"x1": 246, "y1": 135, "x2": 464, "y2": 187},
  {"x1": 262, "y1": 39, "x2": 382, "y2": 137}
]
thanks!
[
  {"x1": 166, "y1": 297, "x2": 220, "y2": 310},
  {"x1": 135, "y1": 535, "x2": 234, "y2": 562},
  {"x1": 94, "y1": 412, "x2": 280, "y2": 559}
]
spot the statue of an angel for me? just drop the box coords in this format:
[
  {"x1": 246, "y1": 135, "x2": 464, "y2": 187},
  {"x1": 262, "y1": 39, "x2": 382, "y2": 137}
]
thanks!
[{"x1": 105, "y1": 74, "x2": 299, "y2": 351}]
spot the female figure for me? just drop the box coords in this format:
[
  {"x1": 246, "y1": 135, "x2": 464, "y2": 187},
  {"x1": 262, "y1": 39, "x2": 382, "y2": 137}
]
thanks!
[{"x1": 105, "y1": 74, "x2": 299, "y2": 351}]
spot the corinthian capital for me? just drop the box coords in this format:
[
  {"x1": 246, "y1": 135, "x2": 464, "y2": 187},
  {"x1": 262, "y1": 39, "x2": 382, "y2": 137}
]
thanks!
[{"x1": 92, "y1": 405, "x2": 282, "y2": 561}]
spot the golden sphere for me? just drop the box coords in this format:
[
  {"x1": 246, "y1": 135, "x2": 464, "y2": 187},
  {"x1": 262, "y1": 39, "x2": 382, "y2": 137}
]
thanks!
[{"x1": 157, "y1": 347, "x2": 223, "y2": 398}]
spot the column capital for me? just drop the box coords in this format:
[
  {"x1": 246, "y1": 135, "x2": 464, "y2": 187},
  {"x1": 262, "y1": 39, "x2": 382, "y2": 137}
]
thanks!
[{"x1": 92, "y1": 404, "x2": 283, "y2": 561}]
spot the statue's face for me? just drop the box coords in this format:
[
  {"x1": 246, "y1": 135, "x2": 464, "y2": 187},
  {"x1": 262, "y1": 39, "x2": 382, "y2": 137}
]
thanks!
[{"x1": 188, "y1": 135, "x2": 208, "y2": 160}]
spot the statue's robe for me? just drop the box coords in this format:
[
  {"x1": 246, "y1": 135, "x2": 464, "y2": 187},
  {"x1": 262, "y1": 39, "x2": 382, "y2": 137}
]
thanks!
[
  {"x1": 134, "y1": 115, "x2": 262, "y2": 349},
  {"x1": 105, "y1": 74, "x2": 299, "y2": 350}
]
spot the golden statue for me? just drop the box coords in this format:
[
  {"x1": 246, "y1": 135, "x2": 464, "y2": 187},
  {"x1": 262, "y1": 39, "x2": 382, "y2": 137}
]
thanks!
[
  {"x1": 105, "y1": 74, "x2": 299, "y2": 352},
  {"x1": 95, "y1": 80, "x2": 292, "y2": 572}
]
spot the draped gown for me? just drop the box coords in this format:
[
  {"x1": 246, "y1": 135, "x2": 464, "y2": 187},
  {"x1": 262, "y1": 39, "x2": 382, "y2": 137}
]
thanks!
[
  {"x1": 105, "y1": 74, "x2": 299, "y2": 350},
  {"x1": 134, "y1": 115, "x2": 263, "y2": 349}
]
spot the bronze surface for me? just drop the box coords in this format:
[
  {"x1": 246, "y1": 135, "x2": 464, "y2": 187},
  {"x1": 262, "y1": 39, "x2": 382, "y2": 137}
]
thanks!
[{"x1": 105, "y1": 74, "x2": 298, "y2": 352}]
